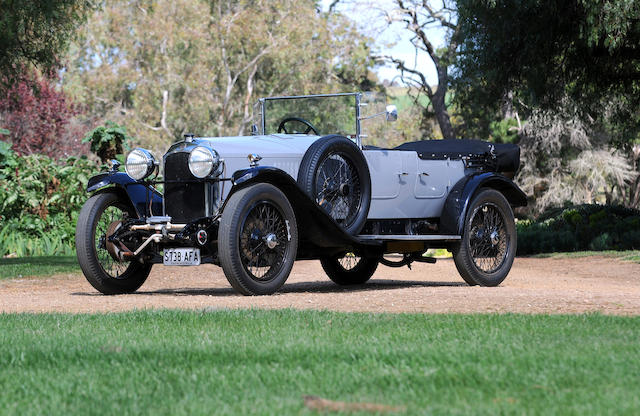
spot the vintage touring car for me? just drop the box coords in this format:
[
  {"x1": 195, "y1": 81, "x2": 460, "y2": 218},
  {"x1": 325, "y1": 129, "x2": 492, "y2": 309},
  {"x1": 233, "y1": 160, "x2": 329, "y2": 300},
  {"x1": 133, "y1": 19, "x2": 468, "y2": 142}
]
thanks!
[{"x1": 75, "y1": 92, "x2": 526, "y2": 295}]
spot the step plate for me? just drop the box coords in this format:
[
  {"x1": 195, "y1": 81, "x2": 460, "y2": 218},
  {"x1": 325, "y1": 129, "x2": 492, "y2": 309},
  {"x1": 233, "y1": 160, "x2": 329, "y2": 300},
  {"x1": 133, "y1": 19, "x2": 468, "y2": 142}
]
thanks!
[{"x1": 356, "y1": 234, "x2": 461, "y2": 241}]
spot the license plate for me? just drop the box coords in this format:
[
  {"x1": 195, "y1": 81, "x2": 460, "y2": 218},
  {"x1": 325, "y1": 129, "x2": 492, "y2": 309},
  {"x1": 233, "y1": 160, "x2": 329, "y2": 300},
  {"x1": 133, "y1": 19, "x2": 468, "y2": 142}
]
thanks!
[{"x1": 163, "y1": 248, "x2": 201, "y2": 266}]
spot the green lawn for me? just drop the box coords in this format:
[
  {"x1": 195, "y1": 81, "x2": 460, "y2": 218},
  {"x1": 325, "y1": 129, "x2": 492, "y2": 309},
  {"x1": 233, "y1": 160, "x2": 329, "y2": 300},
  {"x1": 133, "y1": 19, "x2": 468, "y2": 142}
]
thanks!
[
  {"x1": 1, "y1": 310, "x2": 638, "y2": 415},
  {"x1": 0, "y1": 255, "x2": 79, "y2": 279},
  {"x1": 529, "y1": 250, "x2": 640, "y2": 263}
]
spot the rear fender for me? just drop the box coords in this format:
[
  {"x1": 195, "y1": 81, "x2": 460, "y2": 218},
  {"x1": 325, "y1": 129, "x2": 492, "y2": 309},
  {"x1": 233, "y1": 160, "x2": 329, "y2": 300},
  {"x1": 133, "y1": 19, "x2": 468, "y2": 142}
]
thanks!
[
  {"x1": 87, "y1": 172, "x2": 163, "y2": 218},
  {"x1": 440, "y1": 172, "x2": 527, "y2": 235}
]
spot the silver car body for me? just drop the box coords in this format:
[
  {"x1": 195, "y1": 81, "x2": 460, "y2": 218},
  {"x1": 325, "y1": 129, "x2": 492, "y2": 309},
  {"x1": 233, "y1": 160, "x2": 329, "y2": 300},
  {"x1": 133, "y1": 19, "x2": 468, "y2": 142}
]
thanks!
[{"x1": 197, "y1": 133, "x2": 466, "y2": 220}]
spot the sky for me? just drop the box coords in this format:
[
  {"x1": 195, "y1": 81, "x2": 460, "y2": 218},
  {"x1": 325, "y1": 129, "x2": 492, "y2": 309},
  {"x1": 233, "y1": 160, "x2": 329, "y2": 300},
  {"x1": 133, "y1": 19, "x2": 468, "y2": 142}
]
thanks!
[{"x1": 320, "y1": 0, "x2": 447, "y2": 86}]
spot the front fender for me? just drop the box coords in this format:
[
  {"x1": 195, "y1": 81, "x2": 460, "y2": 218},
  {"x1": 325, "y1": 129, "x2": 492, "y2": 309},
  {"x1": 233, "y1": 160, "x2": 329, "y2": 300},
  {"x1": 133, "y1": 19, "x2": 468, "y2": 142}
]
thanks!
[
  {"x1": 87, "y1": 172, "x2": 163, "y2": 218},
  {"x1": 440, "y1": 172, "x2": 527, "y2": 235},
  {"x1": 227, "y1": 166, "x2": 380, "y2": 253}
]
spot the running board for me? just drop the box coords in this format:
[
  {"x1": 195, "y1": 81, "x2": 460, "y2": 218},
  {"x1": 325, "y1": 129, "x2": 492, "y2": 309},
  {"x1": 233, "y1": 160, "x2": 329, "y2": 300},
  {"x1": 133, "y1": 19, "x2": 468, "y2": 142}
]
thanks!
[{"x1": 356, "y1": 234, "x2": 461, "y2": 241}]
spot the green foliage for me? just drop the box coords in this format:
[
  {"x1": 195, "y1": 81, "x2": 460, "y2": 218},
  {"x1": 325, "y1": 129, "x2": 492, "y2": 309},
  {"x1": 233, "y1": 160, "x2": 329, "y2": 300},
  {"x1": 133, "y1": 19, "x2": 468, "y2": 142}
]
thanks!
[
  {"x1": 0, "y1": 128, "x2": 9, "y2": 135},
  {"x1": 0, "y1": 139, "x2": 16, "y2": 169},
  {"x1": 517, "y1": 204, "x2": 640, "y2": 254},
  {"x1": 64, "y1": 0, "x2": 376, "y2": 153},
  {"x1": 454, "y1": 0, "x2": 640, "y2": 148},
  {"x1": 488, "y1": 118, "x2": 519, "y2": 144},
  {"x1": 0, "y1": 0, "x2": 92, "y2": 90},
  {"x1": 82, "y1": 121, "x2": 131, "y2": 163},
  {"x1": 1, "y1": 310, "x2": 640, "y2": 414},
  {"x1": 0, "y1": 143, "x2": 96, "y2": 256}
]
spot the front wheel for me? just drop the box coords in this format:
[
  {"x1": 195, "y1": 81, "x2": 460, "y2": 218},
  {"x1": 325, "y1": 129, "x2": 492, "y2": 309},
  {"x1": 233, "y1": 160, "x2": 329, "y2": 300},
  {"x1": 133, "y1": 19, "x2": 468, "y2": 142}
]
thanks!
[
  {"x1": 320, "y1": 252, "x2": 379, "y2": 285},
  {"x1": 75, "y1": 192, "x2": 152, "y2": 294},
  {"x1": 218, "y1": 183, "x2": 299, "y2": 295},
  {"x1": 453, "y1": 189, "x2": 517, "y2": 286}
]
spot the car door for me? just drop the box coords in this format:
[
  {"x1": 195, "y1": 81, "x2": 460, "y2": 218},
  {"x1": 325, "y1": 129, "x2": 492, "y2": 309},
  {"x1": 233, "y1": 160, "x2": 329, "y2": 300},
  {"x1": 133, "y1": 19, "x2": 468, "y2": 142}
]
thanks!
[
  {"x1": 414, "y1": 159, "x2": 449, "y2": 199},
  {"x1": 364, "y1": 150, "x2": 403, "y2": 199}
]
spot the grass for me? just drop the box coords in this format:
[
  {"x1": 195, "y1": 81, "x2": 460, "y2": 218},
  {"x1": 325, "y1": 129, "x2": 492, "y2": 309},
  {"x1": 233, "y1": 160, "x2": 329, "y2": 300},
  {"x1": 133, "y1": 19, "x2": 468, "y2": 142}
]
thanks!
[
  {"x1": 0, "y1": 255, "x2": 79, "y2": 280},
  {"x1": 1, "y1": 310, "x2": 639, "y2": 415},
  {"x1": 529, "y1": 250, "x2": 640, "y2": 263}
]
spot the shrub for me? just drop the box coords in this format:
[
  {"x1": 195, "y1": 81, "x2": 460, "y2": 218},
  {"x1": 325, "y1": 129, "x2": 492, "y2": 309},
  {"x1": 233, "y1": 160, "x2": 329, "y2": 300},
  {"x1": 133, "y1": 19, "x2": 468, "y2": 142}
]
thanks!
[
  {"x1": 0, "y1": 74, "x2": 86, "y2": 158},
  {"x1": 82, "y1": 121, "x2": 132, "y2": 164},
  {"x1": 0, "y1": 141, "x2": 96, "y2": 256},
  {"x1": 517, "y1": 204, "x2": 640, "y2": 255}
]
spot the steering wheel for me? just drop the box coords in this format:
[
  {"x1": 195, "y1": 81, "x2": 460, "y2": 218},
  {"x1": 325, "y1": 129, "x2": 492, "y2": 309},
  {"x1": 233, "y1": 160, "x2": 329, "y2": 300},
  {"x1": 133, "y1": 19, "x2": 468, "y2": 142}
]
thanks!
[{"x1": 277, "y1": 117, "x2": 319, "y2": 135}]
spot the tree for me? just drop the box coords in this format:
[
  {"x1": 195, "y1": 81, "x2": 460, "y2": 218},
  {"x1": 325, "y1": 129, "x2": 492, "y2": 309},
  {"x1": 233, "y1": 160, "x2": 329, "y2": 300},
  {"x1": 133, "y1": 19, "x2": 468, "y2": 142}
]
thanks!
[
  {"x1": 0, "y1": 0, "x2": 91, "y2": 90},
  {"x1": 64, "y1": 0, "x2": 377, "y2": 153},
  {"x1": 454, "y1": 0, "x2": 640, "y2": 211},
  {"x1": 515, "y1": 105, "x2": 635, "y2": 214},
  {"x1": 454, "y1": 0, "x2": 640, "y2": 145},
  {"x1": 382, "y1": 0, "x2": 458, "y2": 140}
]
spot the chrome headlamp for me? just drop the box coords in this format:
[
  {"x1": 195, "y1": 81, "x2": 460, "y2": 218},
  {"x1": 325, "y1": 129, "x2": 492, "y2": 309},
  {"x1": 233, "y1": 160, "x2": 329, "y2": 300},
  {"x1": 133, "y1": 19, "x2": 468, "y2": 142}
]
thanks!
[
  {"x1": 189, "y1": 146, "x2": 220, "y2": 178},
  {"x1": 125, "y1": 148, "x2": 156, "y2": 180}
]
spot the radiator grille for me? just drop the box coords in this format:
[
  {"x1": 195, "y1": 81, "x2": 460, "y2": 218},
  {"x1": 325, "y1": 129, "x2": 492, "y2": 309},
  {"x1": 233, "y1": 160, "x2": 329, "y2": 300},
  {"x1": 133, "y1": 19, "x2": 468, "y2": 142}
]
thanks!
[{"x1": 164, "y1": 152, "x2": 206, "y2": 223}]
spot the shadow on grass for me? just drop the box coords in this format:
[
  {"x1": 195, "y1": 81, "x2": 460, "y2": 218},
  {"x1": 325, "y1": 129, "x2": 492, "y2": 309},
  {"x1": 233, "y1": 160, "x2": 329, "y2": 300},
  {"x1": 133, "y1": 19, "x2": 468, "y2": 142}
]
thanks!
[{"x1": 72, "y1": 278, "x2": 466, "y2": 297}]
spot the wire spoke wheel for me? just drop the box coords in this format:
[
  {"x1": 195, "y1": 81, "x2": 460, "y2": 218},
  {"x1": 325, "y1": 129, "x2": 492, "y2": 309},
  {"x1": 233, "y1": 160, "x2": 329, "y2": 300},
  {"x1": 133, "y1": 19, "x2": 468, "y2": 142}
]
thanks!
[
  {"x1": 94, "y1": 204, "x2": 132, "y2": 279},
  {"x1": 320, "y1": 251, "x2": 379, "y2": 285},
  {"x1": 219, "y1": 183, "x2": 298, "y2": 295},
  {"x1": 239, "y1": 201, "x2": 289, "y2": 281},
  {"x1": 337, "y1": 252, "x2": 361, "y2": 270},
  {"x1": 468, "y1": 202, "x2": 508, "y2": 273},
  {"x1": 314, "y1": 153, "x2": 362, "y2": 228},
  {"x1": 453, "y1": 189, "x2": 516, "y2": 287},
  {"x1": 76, "y1": 192, "x2": 152, "y2": 295}
]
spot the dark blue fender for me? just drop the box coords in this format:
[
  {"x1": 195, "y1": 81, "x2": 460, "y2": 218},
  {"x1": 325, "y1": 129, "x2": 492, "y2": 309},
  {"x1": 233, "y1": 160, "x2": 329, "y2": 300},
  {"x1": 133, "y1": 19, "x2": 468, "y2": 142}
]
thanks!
[
  {"x1": 439, "y1": 172, "x2": 527, "y2": 235},
  {"x1": 228, "y1": 166, "x2": 381, "y2": 254},
  {"x1": 87, "y1": 172, "x2": 163, "y2": 218}
]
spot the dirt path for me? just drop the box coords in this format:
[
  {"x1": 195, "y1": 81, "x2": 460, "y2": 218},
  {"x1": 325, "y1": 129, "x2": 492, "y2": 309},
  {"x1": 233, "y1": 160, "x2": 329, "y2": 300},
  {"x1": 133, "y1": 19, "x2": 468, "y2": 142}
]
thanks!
[{"x1": 2, "y1": 256, "x2": 640, "y2": 315}]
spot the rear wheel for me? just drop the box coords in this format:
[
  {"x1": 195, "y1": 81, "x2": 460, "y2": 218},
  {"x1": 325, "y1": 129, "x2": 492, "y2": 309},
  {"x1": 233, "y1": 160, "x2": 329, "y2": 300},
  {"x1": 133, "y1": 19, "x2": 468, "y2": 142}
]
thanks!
[
  {"x1": 218, "y1": 183, "x2": 298, "y2": 295},
  {"x1": 453, "y1": 189, "x2": 516, "y2": 286},
  {"x1": 320, "y1": 252, "x2": 379, "y2": 285},
  {"x1": 75, "y1": 192, "x2": 152, "y2": 295}
]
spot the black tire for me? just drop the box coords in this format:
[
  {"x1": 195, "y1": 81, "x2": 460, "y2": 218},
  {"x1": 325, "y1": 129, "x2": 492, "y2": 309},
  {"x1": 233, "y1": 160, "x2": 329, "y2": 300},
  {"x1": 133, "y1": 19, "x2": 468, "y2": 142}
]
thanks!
[
  {"x1": 297, "y1": 135, "x2": 371, "y2": 235},
  {"x1": 218, "y1": 183, "x2": 298, "y2": 295},
  {"x1": 75, "y1": 192, "x2": 152, "y2": 295},
  {"x1": 320, "y1": 252, "x2": 379, "y2": 285},
  {"x1": 453, "y1": 188, "x2": 517, "y2": 286}
]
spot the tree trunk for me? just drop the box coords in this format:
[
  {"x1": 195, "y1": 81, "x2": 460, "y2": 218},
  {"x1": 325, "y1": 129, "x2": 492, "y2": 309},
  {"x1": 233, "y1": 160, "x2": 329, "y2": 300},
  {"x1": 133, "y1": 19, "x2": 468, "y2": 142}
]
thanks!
[
  {"x1": 433, "y1": 66, "x2": 455, "y2": 140},
  {"x1": 432, "y1": 92, "x2": 455, "y2": 139}
]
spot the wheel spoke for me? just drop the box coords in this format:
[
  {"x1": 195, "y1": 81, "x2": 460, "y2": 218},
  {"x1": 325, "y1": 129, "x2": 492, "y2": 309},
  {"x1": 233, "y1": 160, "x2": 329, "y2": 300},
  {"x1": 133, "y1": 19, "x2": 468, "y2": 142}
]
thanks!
[
  {"x1": 94, "y1": 204, "x2": 133, "y2": 279},
  {"x1": 468, "y1": 202, "x2": 509, "y2": 274},
  {"x1": 314, "y1": 153, "x2": 361, "y2": 227},
  {"x1": 338, "y1": 252, "x2": 361, "y2": 271},
  {"x1": 239, "y1": 201, "x2": 289, "y2": 281}
]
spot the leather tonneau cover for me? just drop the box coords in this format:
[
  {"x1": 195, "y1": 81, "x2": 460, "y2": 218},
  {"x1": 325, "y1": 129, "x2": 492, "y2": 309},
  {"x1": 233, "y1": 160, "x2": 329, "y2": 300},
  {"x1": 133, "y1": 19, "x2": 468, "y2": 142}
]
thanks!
[{"x1": 394, "y1": 139, "x2": 520, "y2": 173}]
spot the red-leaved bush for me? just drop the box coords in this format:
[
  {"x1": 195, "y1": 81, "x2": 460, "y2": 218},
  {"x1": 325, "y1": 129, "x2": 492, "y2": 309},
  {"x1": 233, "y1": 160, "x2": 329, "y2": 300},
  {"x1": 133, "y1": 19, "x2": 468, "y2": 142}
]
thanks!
[{"x1": 0, "y1": 74, "x2": 86, "y2": 158}]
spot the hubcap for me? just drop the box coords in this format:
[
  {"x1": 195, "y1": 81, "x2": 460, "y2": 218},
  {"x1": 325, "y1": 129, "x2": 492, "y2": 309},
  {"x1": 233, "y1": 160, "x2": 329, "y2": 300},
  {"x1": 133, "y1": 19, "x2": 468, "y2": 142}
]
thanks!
[
  {"x1": 490, "y1": 230, "x2": 500, "y2": 246},
  {"x1": 239, "y1": 201, "x2": 289, "y2": 281},
  {"x1": 315, "y1": 153, "x2": 361, "y2": 226},
  {"x1": 264, "y1": 233, "x2": 278, "y2": 249},
  {"x1": 95, "y1": 203, "x2": 132, "y2": 279},
  {"x1": 105, "y1": 220, "x2": 123, "y2": 261}
]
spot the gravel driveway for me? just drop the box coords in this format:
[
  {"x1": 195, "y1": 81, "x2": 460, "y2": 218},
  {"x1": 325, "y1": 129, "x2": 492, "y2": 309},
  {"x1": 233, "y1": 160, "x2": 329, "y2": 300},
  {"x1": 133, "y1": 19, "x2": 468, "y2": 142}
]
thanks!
[{"x1": 2, "y1": 256, "x2": 640, "y2": 315}]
